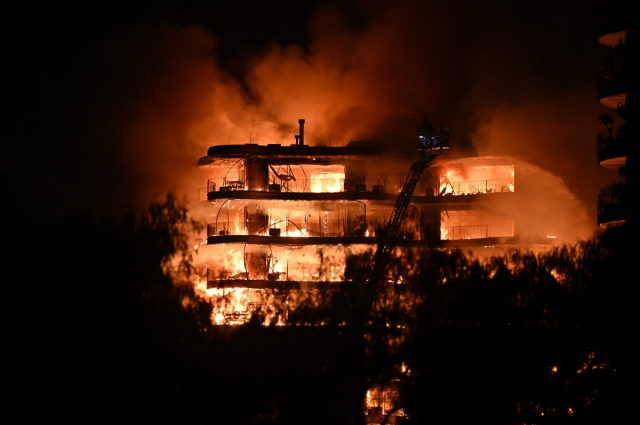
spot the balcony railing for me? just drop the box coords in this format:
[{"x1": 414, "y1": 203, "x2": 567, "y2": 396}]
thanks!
[
  {"x1": 441, "y1": 222, "x2": 515, "y2": 240},
  {"x1": 207, "y1": 266, "x2": 344, "y2": 283},
  {"x1": 435, "y1": 178, "x2": 514, "y2": 196},
  {"x1": 206, "y1": 177, "x2": 389, "y2": 194},
  {"x1": 207, "y1": 177, "x2": 245, "y2": 192},
  {"x1": 207, "y1": 220, "x2": 360, "y2": 238}
]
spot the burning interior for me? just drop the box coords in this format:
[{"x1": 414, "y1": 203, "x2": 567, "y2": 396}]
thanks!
[
  {"x1": 189, "y1": 121, "x2": 569, "y2": 422},
  {"x1": 194, "y1": 123, "x2": 527, "y2": 326},
  {"x1": 431, "y1": 164, "x2": 514, "y2": 196}
]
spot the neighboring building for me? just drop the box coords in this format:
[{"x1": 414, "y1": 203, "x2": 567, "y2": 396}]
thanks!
[
  {"x1": 596, "y1": 19, "x2": 638, "y2": 227},
  {"x1": 197, "y1": 120, "x2": 528, "y2": 324}
]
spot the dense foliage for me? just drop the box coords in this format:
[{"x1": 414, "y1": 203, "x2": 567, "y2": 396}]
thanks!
[{"x1": 7, "y1": 196, "x2": 637, "y2": 424}]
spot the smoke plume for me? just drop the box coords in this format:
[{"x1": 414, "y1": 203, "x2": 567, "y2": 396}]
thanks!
[{"x1": 37, "y1": 0, "x2": 626, "y2": 235}]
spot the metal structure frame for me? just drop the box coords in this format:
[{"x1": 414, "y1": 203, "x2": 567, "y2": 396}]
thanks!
[{"x1": 370, "y1": 120, "x2": 450, "y2": 282}]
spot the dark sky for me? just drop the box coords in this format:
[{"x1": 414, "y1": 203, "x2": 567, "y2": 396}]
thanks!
[{"x1": 3, "y1": 0, "x2": 636, "y2": 234}]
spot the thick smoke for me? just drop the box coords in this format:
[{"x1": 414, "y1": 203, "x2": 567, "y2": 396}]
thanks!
[{"x1": 73, "y1": 0, "x2": 625, "y2": 235}]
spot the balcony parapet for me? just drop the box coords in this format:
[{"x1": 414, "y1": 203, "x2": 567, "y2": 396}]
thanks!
[
  {"x1": 597, "y1": 67, "x2": 636, "y2": 108},
  {"x1": 207, "y1": 267, "x2": 351, "y2": 289},
  {"x1": 440, "y1": 223, "x2": 515, "y2": 240},
  {"x1": 597, "y1": 19, "x2": 628, "y2": 47},
  {"x1": 207, "y1": 220, "x2": 373, "y2": 238},
  {"x1": 206, "y1": 176, "x2": 387, "y2": 194},
  {"x1": 428, "y1": 178, "x2": 514, "y2": 196},
  {"x1": 207, "y1": 235, "x2": 377, "y2": 246},
  {"x1": 597, "y1": 127, "x2": 629, "y2": 169},
  {"x1": 204, "y1": 188, "x2": 514, "y2": 206},
  {"x1": 204, "y1": 233, "x2": 527, "y2": 248}
]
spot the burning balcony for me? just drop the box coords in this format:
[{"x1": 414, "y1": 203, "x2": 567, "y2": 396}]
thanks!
[
  {"x1": 204, "y1": 244, "x2": 357, "y2": 288},
  {"x1": 440, "y1": 211, "x2": 515, "y2": 241},
  {"x1": 207, "y1": 220, "x2": 359, "y2": 238},
  {"x1": 436, "y1": 177, "x2": 514, "y2": 196},
  {"x1": 206, "y1": 175, "x2": 349, "y2": 194},
  {"x1": 426, "y1": 163, "x2": 515, "y2": 196},
  {"x1": 199, "y1": 242, "x2": 364, "y2": 325},
  {"x1": 206, "y1": 201, "x2": 375, "y2": 240},
  {"x1": 597, "y1": 126, "x2": 629, "y2": 169}
]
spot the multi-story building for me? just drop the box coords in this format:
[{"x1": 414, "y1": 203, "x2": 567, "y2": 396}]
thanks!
[
  {"x1": 596, "y1": 19, "x2": 637, "y2": 227},
  {"x1": 197, "y1": 119, "x2": 526, "y2": 324}
]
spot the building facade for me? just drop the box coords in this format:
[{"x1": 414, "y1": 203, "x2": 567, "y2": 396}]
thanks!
[
  {"x1": 596, "y1": 19, "x2": 637, "y2": 227},
  {"x1": 197, "y1": 120, "x2": 524, "y2": 324}
]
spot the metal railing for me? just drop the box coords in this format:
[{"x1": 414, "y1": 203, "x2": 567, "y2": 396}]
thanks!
[
  {"x1": 441, "y1": 222, "x2": 515, "y2": 240},
  {"x1": 207, "y1": 220, "x2": 361, "y2": 238},
  {"x1": 438, "y1": 178, "x2": 514, "y2": 196},
  {"x1": 207, "y1": 266, "x2": 344, "y2": 283},
  {"x1": 206, "y1": 176, "x2": 391, "y2": 194},
  {"x1": 208, "y1": 177, "x2": 244, "y2": 192}
]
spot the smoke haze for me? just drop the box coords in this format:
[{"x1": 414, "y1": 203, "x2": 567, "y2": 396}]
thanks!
[{"x1": 6, "y1": 0, "x2": 631, "y2": 233}]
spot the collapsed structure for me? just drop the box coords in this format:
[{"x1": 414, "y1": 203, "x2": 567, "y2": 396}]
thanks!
[{"x1": 197, "y1": 119, "x2": 526, "y2": 324}]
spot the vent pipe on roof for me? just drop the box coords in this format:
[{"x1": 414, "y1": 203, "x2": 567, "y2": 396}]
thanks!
[{"x1": 298, "y1": 119, "x2": 305, "y2": 145}]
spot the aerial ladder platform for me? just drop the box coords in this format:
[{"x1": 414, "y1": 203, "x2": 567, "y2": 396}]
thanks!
[{"x1": 370, "y1": 118, "x2": 450, "y2": 283}]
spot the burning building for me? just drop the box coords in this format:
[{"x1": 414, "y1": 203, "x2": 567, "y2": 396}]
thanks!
[{"x1": 195, "y1": 119, "x2": 544, "y2": 325}]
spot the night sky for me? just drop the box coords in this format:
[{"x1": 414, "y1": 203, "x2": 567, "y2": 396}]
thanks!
[{"x1": 4, "y1": 0, "x2": 636, "y2": 232}]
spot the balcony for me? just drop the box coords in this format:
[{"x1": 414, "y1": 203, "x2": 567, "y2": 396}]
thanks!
[
  {"x1": 208, "y1": 220, "x2": 356, "y2": 238},
  {"x1": 597, "y1": 183, "x2": 629, "y2": 228},
  {"x1": 205, "y1": 176, "x2": 394, "y2": 201},
  {"x1": 430, "y1": 178, "x2": 514, "y2": 196},
  {"x1": 597, "y1": 19, "x2": 628, "y2": 47},
  {"x1": 597, "y1": 127, "x2": 628, "y2": 169},
  {"x1": 207, "y1": 266, "x2": 349, "y2": 288},
  {"x1": 597, "y1": 67, "x2": 635, "y2": 108},
  {"x1": 440, "y1": 222, "x2": 515, "y2": 240}
]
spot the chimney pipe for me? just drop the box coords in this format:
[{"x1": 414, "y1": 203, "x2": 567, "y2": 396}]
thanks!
[{"x1": 298, "y1": 119, "x2": 305, "y2": 146}]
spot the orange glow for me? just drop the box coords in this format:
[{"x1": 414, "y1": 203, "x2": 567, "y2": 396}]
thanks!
[
  {"x1": 192, "y1": 244, "x2": 366, "y2": 325},
  {"x1": 438, "y1": 165, "x2": 514, "y2": 195},
  {"x1": 310, "y1": 172, "x2": 345, "y2": 193},
  {"x1": 440, "y1": 211, "x2": 515, "y2": 240},
  {"x1": 365, "y1": 384, "x2": 404, "y2": 418}
]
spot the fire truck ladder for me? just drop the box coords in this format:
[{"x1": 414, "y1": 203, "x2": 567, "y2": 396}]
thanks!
[{"x1": 370, "y1": 119, "x2": 450, "y2": 283}]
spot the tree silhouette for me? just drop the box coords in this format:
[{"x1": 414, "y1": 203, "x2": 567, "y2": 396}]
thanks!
[{"x1": 7, "y1": 193, "x2": 636, "y2": 424}]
